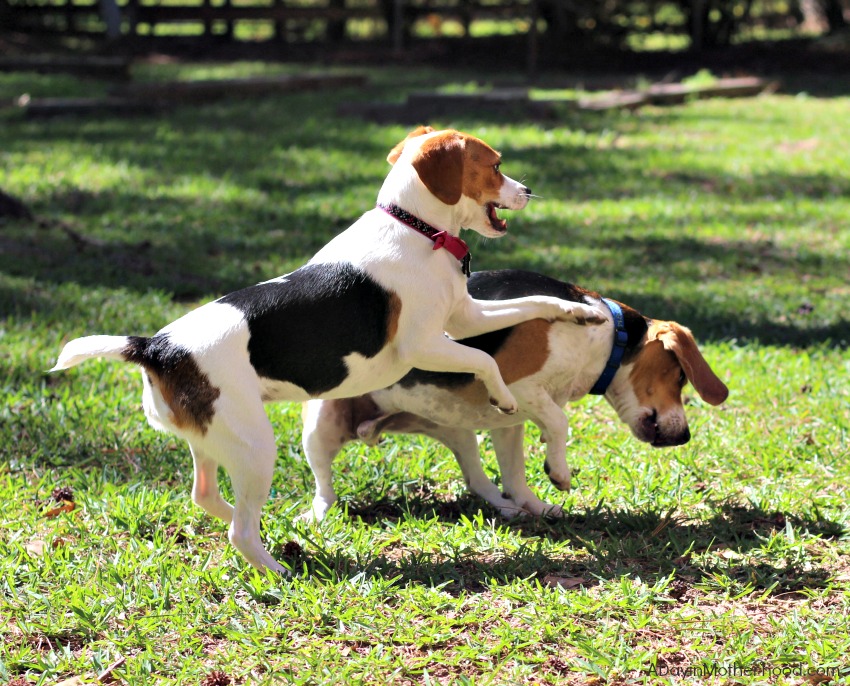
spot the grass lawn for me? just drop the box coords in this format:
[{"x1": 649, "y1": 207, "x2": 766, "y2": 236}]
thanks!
[{"x1": 1, "y1": 63, "x2": 849, "y2": 685}]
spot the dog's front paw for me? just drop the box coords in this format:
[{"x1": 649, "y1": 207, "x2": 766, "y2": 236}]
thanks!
[
  {"x1": 543, "y1": 461, "x2": 572, "y2": 491},
  {"x1": 490, "y1": 396, "x2": 518, "y2": 415},
  {"x1": 583, "y1": 304, "x2": 608, "y2": 326},
  {"x1": 564, "y1": 303, "x2": 607, "y2": 326},
  {"x1": 495, "y1": 492, "x2": 528, "y2": 519},
  {"x1": 505, "y1": 488, "x2": 565, "y2": 518},
  {"x1": 297, "y1": 496, "x2": 336, "y2": 523},
  {"x1": 538, "y1": 502, "x2": 565, "y2": 519},
  {"x1": 546, "y1": 302, "x2": 604, "y2": 326}
]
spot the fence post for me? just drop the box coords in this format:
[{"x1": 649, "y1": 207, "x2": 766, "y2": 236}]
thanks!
[
  {"x1": 392, "y1": 0, "x2": 404, "y2": 53},
  {"x1": 125, "y1": 0, "x2": 138, "y2": 36},
  {"x1": 65, "y1": 0, "x2": 75, "y2": 33},
  {"x1": 99, "y1": 0, "x2": 122, "y2": 38},
  {"x1": 274, "y1": 0, "x2": 284, "y2": 40},
  {"x1": 527, "y1": 0, "x2": 538, "y2": 80},
  {"x1": 221, "y1": 0, "x2": 233, "y2": 38}
]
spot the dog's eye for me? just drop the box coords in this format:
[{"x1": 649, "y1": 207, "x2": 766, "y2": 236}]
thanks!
[
  {"x1": 679, "y1": 370, "x2": 687, "y2": 386},
  {"x1": 494, "y1": 163, "x2": 501, "y2": 173}
]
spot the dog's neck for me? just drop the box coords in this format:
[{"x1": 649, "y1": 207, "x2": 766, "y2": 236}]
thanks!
[{"x1": 377, "y1": 164, "x2": 461, "y2": 236}]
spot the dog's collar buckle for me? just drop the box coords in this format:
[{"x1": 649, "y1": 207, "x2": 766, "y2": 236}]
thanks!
[
  {"x1": 378, "y1": 203, "x2": 472, "y2": 277},
  {"x1": 589, "y1": 298, "x2": 628, "y2": 396}
]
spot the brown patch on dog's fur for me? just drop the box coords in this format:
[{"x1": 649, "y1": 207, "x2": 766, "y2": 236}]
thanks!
[
  {"x1": 493, "y1": 319, "x2": 551, "y2": 385},
  {"x1": 385, "y1": 292, "x2": 403, "y2": 343},
  {"x1": 387, "y1": 125, "x2": 434, "y2": 164},
  {"x1": 152, "y1": 362, "x2": 220, "y2": 435},
  {"x1": 407, "y1": 130, "x2": 504, "y2": 207},
  {"x1": 451, "y1": 378, "x2": 491, "y2": 405},
  {"x1": 412, "y1": 131, "x2": 465, "y2": 205},
  {"x1": 653, "y1": 321, "x2": 729, "y2": 405},
  {"x1": 460, "y1": 137, "x2": 503, "y2": 204},
  {"x1": 628, "y1": 337, "x2": 685, "y2": 412},
  {"x1": 630, "y1": 321, "x2": 728, "y2": 409},
  {"x1": 124, "y1": 337, "x2": 220, "y2": 435},
  {"x1": 437, "y1": 319, "x2": 552, "y2": 406}
]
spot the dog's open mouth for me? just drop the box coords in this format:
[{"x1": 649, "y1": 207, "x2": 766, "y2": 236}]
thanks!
[{"x1": 486, "y1": 202, "x2": 508, "y2": 233}]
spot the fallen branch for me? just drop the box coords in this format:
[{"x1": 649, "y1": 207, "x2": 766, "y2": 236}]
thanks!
[
  {"x1": 578, "y1": 76, "x2": 775, "y2": 111},
  {"x1": 110, "y1": 73, "x2": 368, "y2": 104}
]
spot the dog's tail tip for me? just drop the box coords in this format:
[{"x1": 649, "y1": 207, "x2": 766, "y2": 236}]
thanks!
[{"x1": 51, "y1": 335, "x2": 132, "y2": 371}]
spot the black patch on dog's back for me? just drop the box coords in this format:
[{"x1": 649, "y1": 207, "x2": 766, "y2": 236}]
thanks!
[
  {"x1": 218, "y1": 262, "x2": 399, "y2": 396},
  {"x1": 467, "y1": 269, "x2": 599, "y2": 304}
]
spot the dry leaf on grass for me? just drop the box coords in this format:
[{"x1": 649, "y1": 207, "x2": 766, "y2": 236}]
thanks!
[
  {"x1": 24, "y1": 539, "x2": 46, "y2": 556},
  {"x1": 44, "y1": 502, "x2": 75, "y2": 518},
  {"x1": 201, "y1": 670, "x2": 233, "y2": 686},
  {"x1": 542, "y1": 575, "x2": 588, "y2": 590},
  {"x1": 25, "y1": 536, "x2": 69, "y2": 557}
]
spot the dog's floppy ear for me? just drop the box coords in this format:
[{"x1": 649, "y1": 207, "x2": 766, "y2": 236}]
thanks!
[
  {"x1": 411, "y1": 131, "x2": 465, "y2": 206},
  {"x1": 387, "y1": 125, "x2": 435, "y2": 164},
  {"x1": 655, "y1": 322, "x2": 729, "y2": 405}
]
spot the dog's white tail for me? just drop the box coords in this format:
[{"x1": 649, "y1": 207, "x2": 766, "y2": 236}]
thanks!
[{"x1": 50, "y1": 335, "x2": 132, "y2": 371}]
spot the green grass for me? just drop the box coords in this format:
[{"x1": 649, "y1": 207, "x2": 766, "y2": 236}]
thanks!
[{"x1": 1, "y1": 63, "x2": 849, "y2": 685}]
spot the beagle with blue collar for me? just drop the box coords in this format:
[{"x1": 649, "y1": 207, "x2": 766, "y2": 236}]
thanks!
[
  {"x1": 301, "y1": 269, "x2": 729, "y2": 520},
  {"x1": 51, "y1": 128, "x2": 605, "y2": 572}
]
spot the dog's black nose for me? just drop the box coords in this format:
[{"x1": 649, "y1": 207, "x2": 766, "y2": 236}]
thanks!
[{"x1": 523, "y1": 185, "x2": 532, "y2": 197}]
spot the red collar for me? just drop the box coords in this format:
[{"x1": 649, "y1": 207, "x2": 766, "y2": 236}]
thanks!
[{"x1": 378, "y1": 203, "x2": 471, "y2": 277}]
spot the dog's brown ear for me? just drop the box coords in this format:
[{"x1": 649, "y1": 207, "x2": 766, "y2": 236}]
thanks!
[
  {"x1": 411, "y1": 131, "x2": 465, "y2": 206},
  {"x1": 656, "y1": 322, "x2": 729, "y2": 406},
  {"x1": 387, "y1": 125, "x2": 435, "y2": 164}
]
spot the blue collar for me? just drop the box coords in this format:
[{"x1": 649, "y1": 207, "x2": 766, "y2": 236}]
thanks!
[{"x1": 589, "y1": 298, "x2": 629, "y2": 395}]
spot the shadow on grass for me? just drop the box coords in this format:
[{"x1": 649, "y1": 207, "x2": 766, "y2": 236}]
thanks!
[{"x1": 275, "y1": 492, "x2": 843, "y2": 598}]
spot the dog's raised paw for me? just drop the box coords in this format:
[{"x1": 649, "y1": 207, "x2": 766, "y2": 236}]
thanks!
[
  {"x1": 490, "y1": 397, "x2": 518, "y2": 415},
  {"x1": 554, "y1": 303, "x2": 607, "y2": 326},
  {"x1": 575, "y1": 304, "x2": 607, "y2": 326}
]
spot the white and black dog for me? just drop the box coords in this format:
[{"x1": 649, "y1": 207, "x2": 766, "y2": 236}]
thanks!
[
  {"x1": 302, "y1": 269, "x2": 729, "y2": 520},
  {"x1": 51, "y1": 127, "x2": 604, "y2": 572}
]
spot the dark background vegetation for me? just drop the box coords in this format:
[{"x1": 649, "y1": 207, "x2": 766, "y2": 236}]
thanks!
[{"x1": 3, "y1": 0, "x2": 850, "y2": 69}]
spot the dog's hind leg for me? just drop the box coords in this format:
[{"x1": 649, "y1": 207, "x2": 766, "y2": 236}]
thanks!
[
  {"x1": 202, "y1": 410, "x2": 286, "y2": 573},
  {"x1": 415, "y1": 425, "x2": 529, "y2": 518},
  {"x1": 300, "y1": 399, "x2": 352, "y2": 522},
  {"x1": 228, "y1": 444, "x2": 285, "y2": 572},
  {"x1": 190, "y1": 446, "x2": 234, "y2": 523},
  {"x1": 491, "y1": 424, "x2": 563, "y2": 518}
]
